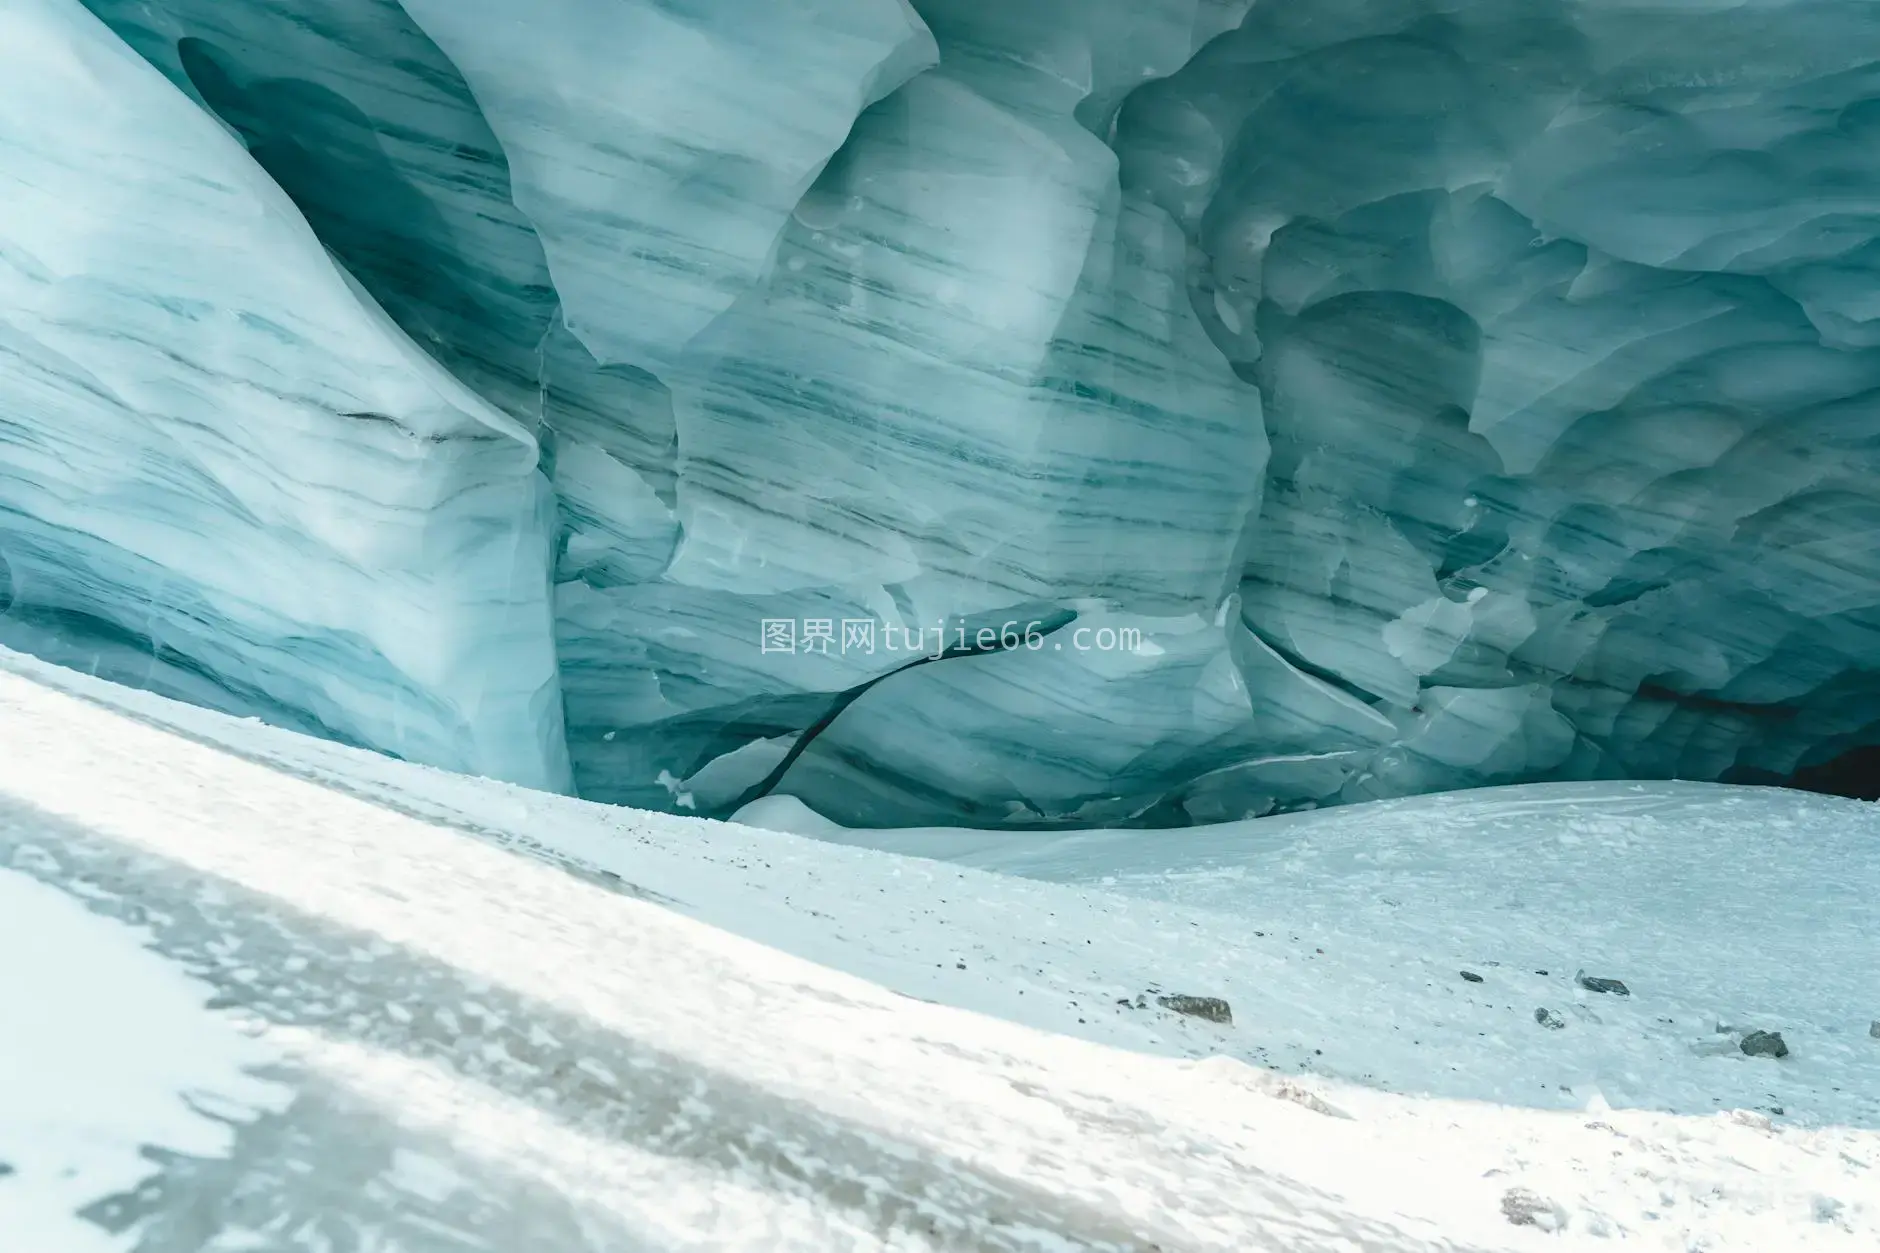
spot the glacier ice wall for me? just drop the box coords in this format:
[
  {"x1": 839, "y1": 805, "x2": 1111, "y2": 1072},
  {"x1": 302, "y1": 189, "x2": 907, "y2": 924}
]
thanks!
[
  {"x1": 396, "y1": 0, "x2": 940, "y2": 371},
  {"x1": 0, "y1": 0, "x2": 568, "y2": 790},
  {"x1": 8, "y1": 0, "x2": 1880, "y2": 824},
  {"x1": 1112, "y1": 0, "x2": 1880, "y2": 814}
]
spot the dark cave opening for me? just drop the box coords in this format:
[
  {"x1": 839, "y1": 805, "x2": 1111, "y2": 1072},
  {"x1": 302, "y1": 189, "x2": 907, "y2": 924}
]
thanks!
[
  {"x1": 1785, "y1": 745, "x2": 1880, "y2": 802},
  {"x1": 1734, "y1": 745, "x2": 1880, "y2": 801}
]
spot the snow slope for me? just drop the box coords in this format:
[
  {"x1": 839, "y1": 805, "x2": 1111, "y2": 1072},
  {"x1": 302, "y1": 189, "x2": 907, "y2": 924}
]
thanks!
[
  {"x1": 0, "y1": 871, "x2": 285, "y2": 1253},
  {"x1": 2, "y1": 645, "x2": 1876, "y2": 1249},
  {"x1": 739, "y1": 784, "x2": 1880, "y2": 1122}
]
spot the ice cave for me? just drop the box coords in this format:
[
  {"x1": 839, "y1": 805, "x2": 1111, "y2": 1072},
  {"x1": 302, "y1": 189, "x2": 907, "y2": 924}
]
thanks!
[
  {"x1": 6, "y1": 0, "x2": 1880, "y2": 827},
  {"x1": 10, "y1": 4, "x2": 1880, "y2": 1249}
]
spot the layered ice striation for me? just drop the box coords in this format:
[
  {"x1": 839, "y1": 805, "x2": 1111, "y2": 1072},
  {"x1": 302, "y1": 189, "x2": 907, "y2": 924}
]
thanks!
[
  {"x1": 0, "y1": 0, "x2": 567, "y2": 790},
  {"x1": 1118, "y1": 0, "x2": 1880, "y2": 812},
  {"x1": 6, "y1": 0, "x2": 1880, "y2": 824}
]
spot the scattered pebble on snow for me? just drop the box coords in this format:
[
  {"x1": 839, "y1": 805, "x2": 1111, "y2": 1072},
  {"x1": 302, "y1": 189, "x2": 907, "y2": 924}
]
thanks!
[
  {"x1": 1500, "y1": 1187, "x2": 1563, "y2": 1231},
  {"x1": 1741, "y1": 1030, "x2": 1790, "y2": 1060},
  {"x1": 1575, "y1": 971, "x2": 1631, "y2": 996},
  {"x1": 1156, "y1": 994, "x2": 1233, "y2": 1025}
]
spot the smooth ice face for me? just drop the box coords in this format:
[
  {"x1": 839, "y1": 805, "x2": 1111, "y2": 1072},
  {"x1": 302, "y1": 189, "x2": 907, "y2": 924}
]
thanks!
[
  {"x1": 11, "y1": 0, "x2": 1880, "y2": 826},
  {"x1": 0, "y1": 0, "x2": 568, "y2": 790},
  {"x1": 396, "y1": 0, "x2": 940, "y2": 371}
]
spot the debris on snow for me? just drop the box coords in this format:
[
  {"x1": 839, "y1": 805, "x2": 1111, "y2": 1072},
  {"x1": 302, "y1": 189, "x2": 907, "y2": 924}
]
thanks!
[
  {"x1": 1575, "y1": 972, "x2": 1631, "y2": 996},
  {"x1": 1156, "y1": 994, "x2": 1234, "y2": 1025},
  {"x1": 1500, "y1": 1187, "x2": 1563, "y2": 1231},
  {"x1": 1741, "y1": 1030, "x2": 1790, "y2": 1060}
]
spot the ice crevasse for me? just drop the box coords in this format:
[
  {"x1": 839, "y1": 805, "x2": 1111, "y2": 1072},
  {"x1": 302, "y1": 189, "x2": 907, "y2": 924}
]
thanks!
[{"x1": 4, "y1": 0, "x2": 1880, "y2": 828}]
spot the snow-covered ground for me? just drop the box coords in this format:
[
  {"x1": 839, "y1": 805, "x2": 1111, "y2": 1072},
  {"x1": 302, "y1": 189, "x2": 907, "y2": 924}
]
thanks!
[
  {"x1": 1, "y1": 646, "x2": 1876, "y2": 1250},
  {"x1": 738, "y1": 784, "x2": 1880, "y2": 1123}
]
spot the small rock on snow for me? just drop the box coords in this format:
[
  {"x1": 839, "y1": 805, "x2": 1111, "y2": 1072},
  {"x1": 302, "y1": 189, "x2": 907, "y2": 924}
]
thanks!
[
  {"x1": 1501, "y1": 1187, "x2": 1563, "y2": 1231},
  {"x1": 1460, "y1": 970, "x2": 1485, "y2": 983},
  {"x1": 1740, "y1": 1030, "x2": 1790, "y2": 1059},
  {"x1": 1869, "y1": 1020, "x2": 1880, "y2": 1039},
  {"x1": 1157, "y1": 994, "x2": 1233, "y2": 1025},
  {"x1": 1575, "y1": 971, "x2": 1630, "y2": 996}
]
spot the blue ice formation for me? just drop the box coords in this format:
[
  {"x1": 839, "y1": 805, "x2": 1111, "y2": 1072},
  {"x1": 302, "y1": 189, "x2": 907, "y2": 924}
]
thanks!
[
  {"x1": 5, "y1": 0, "x2": 1880, "y2": 825},
  {"x1": 0, "y1": 0, "x2": 567, "y2": 790}
]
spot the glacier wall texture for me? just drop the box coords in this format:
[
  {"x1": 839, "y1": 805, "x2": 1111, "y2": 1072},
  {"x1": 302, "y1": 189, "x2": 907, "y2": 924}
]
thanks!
[
  {"x1": 0, "y1": 0, "x2": 569, "y2": 791},
  {"x1": 3, "y1": 0, "x2": 1879, "y2": 825}
]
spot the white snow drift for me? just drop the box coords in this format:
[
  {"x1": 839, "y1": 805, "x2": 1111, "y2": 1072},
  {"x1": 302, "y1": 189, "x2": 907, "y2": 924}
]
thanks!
[{"x1": 1, "y1": 646, "x2": 1876, "y2": 1250}]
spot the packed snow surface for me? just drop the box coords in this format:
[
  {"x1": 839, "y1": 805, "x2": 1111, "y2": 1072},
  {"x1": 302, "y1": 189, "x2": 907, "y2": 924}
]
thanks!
[{"x1": 2, "y1": 646, "x2": 1876, "y2": 1250}]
